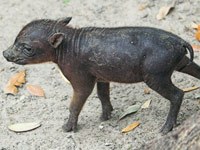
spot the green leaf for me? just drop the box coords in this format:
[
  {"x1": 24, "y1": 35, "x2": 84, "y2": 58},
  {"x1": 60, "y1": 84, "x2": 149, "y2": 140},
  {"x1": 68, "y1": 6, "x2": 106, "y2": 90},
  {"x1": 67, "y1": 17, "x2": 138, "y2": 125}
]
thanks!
[
  {"x1": 63, "y1": 0, "x2": 70, "y2": 4},
  {"x1": 119, "y1": 104, "x2": 141, "y2": 120}
]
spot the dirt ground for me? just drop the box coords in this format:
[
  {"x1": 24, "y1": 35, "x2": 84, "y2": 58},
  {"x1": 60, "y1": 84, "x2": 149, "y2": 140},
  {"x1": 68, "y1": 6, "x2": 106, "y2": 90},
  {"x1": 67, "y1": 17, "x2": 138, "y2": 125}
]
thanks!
[{"x1": 0, "y1": 0, "x2": 200, "y2": 150}]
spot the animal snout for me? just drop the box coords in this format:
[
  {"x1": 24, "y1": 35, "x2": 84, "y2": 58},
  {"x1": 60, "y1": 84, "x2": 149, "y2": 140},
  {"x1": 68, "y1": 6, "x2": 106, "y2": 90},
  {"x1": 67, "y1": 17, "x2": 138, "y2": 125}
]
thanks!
[
  {"x1": 3, "y1": 50, "x2": 9, "y2": 58},
  {"x1": 3, "y1": 50, "x2": 13, "y2": 61}
]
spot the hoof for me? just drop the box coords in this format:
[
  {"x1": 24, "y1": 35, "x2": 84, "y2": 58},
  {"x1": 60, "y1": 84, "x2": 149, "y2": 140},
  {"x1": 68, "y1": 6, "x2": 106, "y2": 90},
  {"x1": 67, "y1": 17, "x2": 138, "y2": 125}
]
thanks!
[
  {"x1": 100, "y1": 106, "x2": 113, "y2": 121},
  {"x1": 62, "y1": 122, "x2": 77, "y2": 132},
  {"x1": 100, "y1": 112, "x2": 112, "y2": 121},
  {"x1": 159, "y1": 122, "x2": 175, "y2": 135}
]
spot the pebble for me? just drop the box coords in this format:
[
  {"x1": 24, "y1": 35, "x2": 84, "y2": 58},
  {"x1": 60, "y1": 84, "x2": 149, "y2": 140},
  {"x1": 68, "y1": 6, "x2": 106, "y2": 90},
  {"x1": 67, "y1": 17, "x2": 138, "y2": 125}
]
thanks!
[
  {"x1": 140, "y1": 12, "x2": 148, "y2": 18},
  {"x1": 105, "y1": 143, "x2": 112, "y2": 146},
  {"x1": 20, "y1": 95, "x2": 25, "y2": 101},
  {"x1": 194, "y1": 94, "x2": 200, "y2": 99},
  {"x1": 99, "y1": 124, "x2": 104, "y2": 129}
]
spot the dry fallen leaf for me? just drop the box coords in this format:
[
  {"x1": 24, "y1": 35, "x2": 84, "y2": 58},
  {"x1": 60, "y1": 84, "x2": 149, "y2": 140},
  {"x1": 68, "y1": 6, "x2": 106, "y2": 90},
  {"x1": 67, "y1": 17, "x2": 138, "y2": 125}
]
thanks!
[
  {"x1": 144, "y1": 88, "x2": 151, "y2": 94},
  {"x1": 192, "y1": 24, "x2": 200, "y2": 41},
  {"x1": 183, "y1": 86, "x2": 200, "y2": 93},
  {"x1": 4, "y1": 70, "x2": 26, "y2": 94},
  {"x1": 141, "y1": 99, "x2": 151, "y2": 109},
  {"x1": 156, "y1": 5, "x2": 174, "y2": 20},
  {"x1": 8, "y1": 70, "x2": 26, "y2": 86},
  {"x1": 195, "y1": 31, "x2": 200, "y2": 41},
  {"x1": 26, "y1": 84, "x2": 45, "y2": 97},
  {"x1": 119, "y1": 104, "x2": 141, "y2": 120},
  {"x1": 4, "y1": 85, "x2": 18, "y2": 95},
  {"x1": 122, "y1": 121, "x2": 140, "y2": 133},
  {"x1": 192, "y1": 45, "x2": 200, "y2": 52},
  {"x1": 138, "y1": 3, "x2": 148, "y2": 11},
  {"x1": 8, "y1": 122, "x2": 41, "y2": 132}
]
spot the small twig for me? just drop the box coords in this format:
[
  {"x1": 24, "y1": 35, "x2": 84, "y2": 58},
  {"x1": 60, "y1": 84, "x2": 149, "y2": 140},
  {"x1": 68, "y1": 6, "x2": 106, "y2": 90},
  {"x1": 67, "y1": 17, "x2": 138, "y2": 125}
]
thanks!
[
  {"x1": 0, "y1": 68, "x2": 5, "y2": 73},
  {"x1": 182, "y1": 86, "x2": 200, "y2": 93},
  {"x1": 68, "y1": 135, "x2": 77, "y2": 149}
]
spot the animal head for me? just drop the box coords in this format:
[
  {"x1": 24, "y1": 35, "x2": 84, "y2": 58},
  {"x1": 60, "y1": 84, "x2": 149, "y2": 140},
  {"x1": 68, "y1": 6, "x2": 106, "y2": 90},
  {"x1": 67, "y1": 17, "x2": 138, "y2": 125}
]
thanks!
[{"x1": 3, "y1": 17, "x2": 72, "y2": 65}]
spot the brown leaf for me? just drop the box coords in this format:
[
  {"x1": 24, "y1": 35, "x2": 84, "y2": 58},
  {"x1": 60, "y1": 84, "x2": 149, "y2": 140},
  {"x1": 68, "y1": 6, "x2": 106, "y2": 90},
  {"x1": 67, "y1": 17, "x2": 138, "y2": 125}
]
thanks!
[
  {"x1": 195, "y1": 31, "x2": 200, "y2": 41},
  {"x1": 4, "y1": 85, "x2": 18, "y2": 95},
  {"x1": 192, "y1": 45, "x2": 200, "y2": 52},
  {"x1": 122, "y1": 121, "x2": 140, "y2": 133},
  {"x1": 144, "y1": 88, "x2": 151, "y2": 94},
  {"x1": 4, "y1": 70, "x2": 26, "y2": 94},
  {"x1": 8, "y1": 70, "x2": 26, "y2": 87},
  {"x1": 26, "y1": 84, "x2": 45, "y2": 97},
  {"x1": 156, "y1": 6, "x2": 174, "y2": 20},
  {"x1": 183, "y1": 86, "x2": 200, "y2": 93},
  {"x1": 192, "y1": 23, "x2": 200, "y2": 41}
]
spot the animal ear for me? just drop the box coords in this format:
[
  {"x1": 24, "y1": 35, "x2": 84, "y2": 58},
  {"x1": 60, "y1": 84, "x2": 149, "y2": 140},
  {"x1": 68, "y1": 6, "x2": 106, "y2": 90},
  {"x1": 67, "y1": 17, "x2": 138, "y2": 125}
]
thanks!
[
  {"x1": 48, "y1": 33, "x2": 64, "y2": 48},
  {"x1": 58, "y1": 17, "x2": 72, "y2": 25}
]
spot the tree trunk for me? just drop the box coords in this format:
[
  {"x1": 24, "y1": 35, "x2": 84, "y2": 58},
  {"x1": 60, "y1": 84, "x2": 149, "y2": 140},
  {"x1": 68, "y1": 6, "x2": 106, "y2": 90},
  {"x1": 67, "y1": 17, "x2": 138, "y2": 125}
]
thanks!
[{"x1": 140, "y1": 111, "x2": 200, "y2": 150}]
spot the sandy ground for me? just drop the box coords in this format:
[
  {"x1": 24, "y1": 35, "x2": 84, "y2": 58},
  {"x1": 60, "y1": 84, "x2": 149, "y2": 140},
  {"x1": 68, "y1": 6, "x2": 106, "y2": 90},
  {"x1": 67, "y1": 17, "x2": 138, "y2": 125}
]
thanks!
[{"x1": 0, "y1": 0, "x2": 200, "y2": 149}]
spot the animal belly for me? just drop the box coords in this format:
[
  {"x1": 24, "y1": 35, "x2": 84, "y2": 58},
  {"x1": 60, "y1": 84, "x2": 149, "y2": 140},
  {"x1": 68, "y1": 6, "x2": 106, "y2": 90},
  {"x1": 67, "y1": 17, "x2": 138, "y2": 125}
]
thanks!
[{"x1": 94, "y1": 69, "x2": 143, "y2": 83}]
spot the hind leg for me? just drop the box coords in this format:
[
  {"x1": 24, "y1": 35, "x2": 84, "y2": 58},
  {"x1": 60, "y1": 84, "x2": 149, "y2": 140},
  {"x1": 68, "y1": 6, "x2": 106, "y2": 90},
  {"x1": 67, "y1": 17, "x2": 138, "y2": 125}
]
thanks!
[
  {"x1": 176, "y1": 56, "x2": 200, "y2": 79},
  {"x1": 144, "y1": 74, "x2": 184, "y2": 134},
  {"x1": 97, "y1": 82, "x2": 113, "y2": 120}
]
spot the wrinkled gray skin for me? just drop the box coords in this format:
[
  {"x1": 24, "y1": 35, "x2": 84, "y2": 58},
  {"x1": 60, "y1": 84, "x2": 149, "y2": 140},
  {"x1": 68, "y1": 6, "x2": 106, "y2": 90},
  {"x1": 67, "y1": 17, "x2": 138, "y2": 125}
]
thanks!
[{"x1": 3, "y1": 17, "x2": 200, "y2": 134}]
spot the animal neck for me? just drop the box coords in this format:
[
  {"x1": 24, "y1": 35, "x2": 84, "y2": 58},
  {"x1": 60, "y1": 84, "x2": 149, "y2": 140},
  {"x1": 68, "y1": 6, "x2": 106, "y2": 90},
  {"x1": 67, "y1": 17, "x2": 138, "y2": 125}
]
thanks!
[{"x1": 54, "y1": 27, "x2": 77, "y2": 65}]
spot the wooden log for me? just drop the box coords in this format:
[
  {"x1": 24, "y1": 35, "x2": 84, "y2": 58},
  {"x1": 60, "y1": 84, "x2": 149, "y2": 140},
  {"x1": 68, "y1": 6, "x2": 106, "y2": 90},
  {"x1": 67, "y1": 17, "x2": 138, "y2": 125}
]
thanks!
[{"x1": 140, "y1": 111, "x2": 200, "y2": 150}]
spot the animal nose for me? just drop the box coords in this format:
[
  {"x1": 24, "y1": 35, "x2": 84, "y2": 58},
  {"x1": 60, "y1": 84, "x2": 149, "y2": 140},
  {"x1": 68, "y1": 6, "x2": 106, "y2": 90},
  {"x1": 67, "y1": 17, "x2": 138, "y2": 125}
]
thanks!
[
  {"x1": 3, "y1": 50, "x2": 12, "y2": 61},
  {"x1": 3, "y1": 50, "x2": 9, "y2": 58}
]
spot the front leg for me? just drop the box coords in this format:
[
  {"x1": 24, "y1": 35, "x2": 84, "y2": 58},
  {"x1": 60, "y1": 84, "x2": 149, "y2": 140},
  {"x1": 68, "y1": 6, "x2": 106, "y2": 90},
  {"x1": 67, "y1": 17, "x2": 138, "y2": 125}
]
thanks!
[
  {"x1": 97, "y1": 82, "x2": 113, "y2": 121},
  {"x1": 62, "y1": 74, "x2": 96, "y2": 132}
]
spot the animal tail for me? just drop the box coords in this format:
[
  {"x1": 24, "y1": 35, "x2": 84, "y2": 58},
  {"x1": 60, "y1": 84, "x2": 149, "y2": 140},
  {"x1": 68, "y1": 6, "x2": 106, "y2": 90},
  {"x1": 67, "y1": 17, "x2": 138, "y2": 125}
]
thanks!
[
  {"x1": 178, "y1": 42, "x2": 194, "y2": 71},
  {"x1": 184, "y1": 42, "x2": 194, "y2": 63}
]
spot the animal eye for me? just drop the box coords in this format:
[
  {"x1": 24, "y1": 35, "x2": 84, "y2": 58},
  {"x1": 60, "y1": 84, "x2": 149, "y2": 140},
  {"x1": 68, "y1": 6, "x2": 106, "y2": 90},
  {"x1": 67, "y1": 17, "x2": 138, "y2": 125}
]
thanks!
[
  {"x1": 22, "y1": 44, "x2": 34, "y2": 56},
  {"x1": 25, "y1": 47, "x2": 31, "y2": 52},
  {"x1": 24, "y1": 45, "x2": 32, "y2": 51}
]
